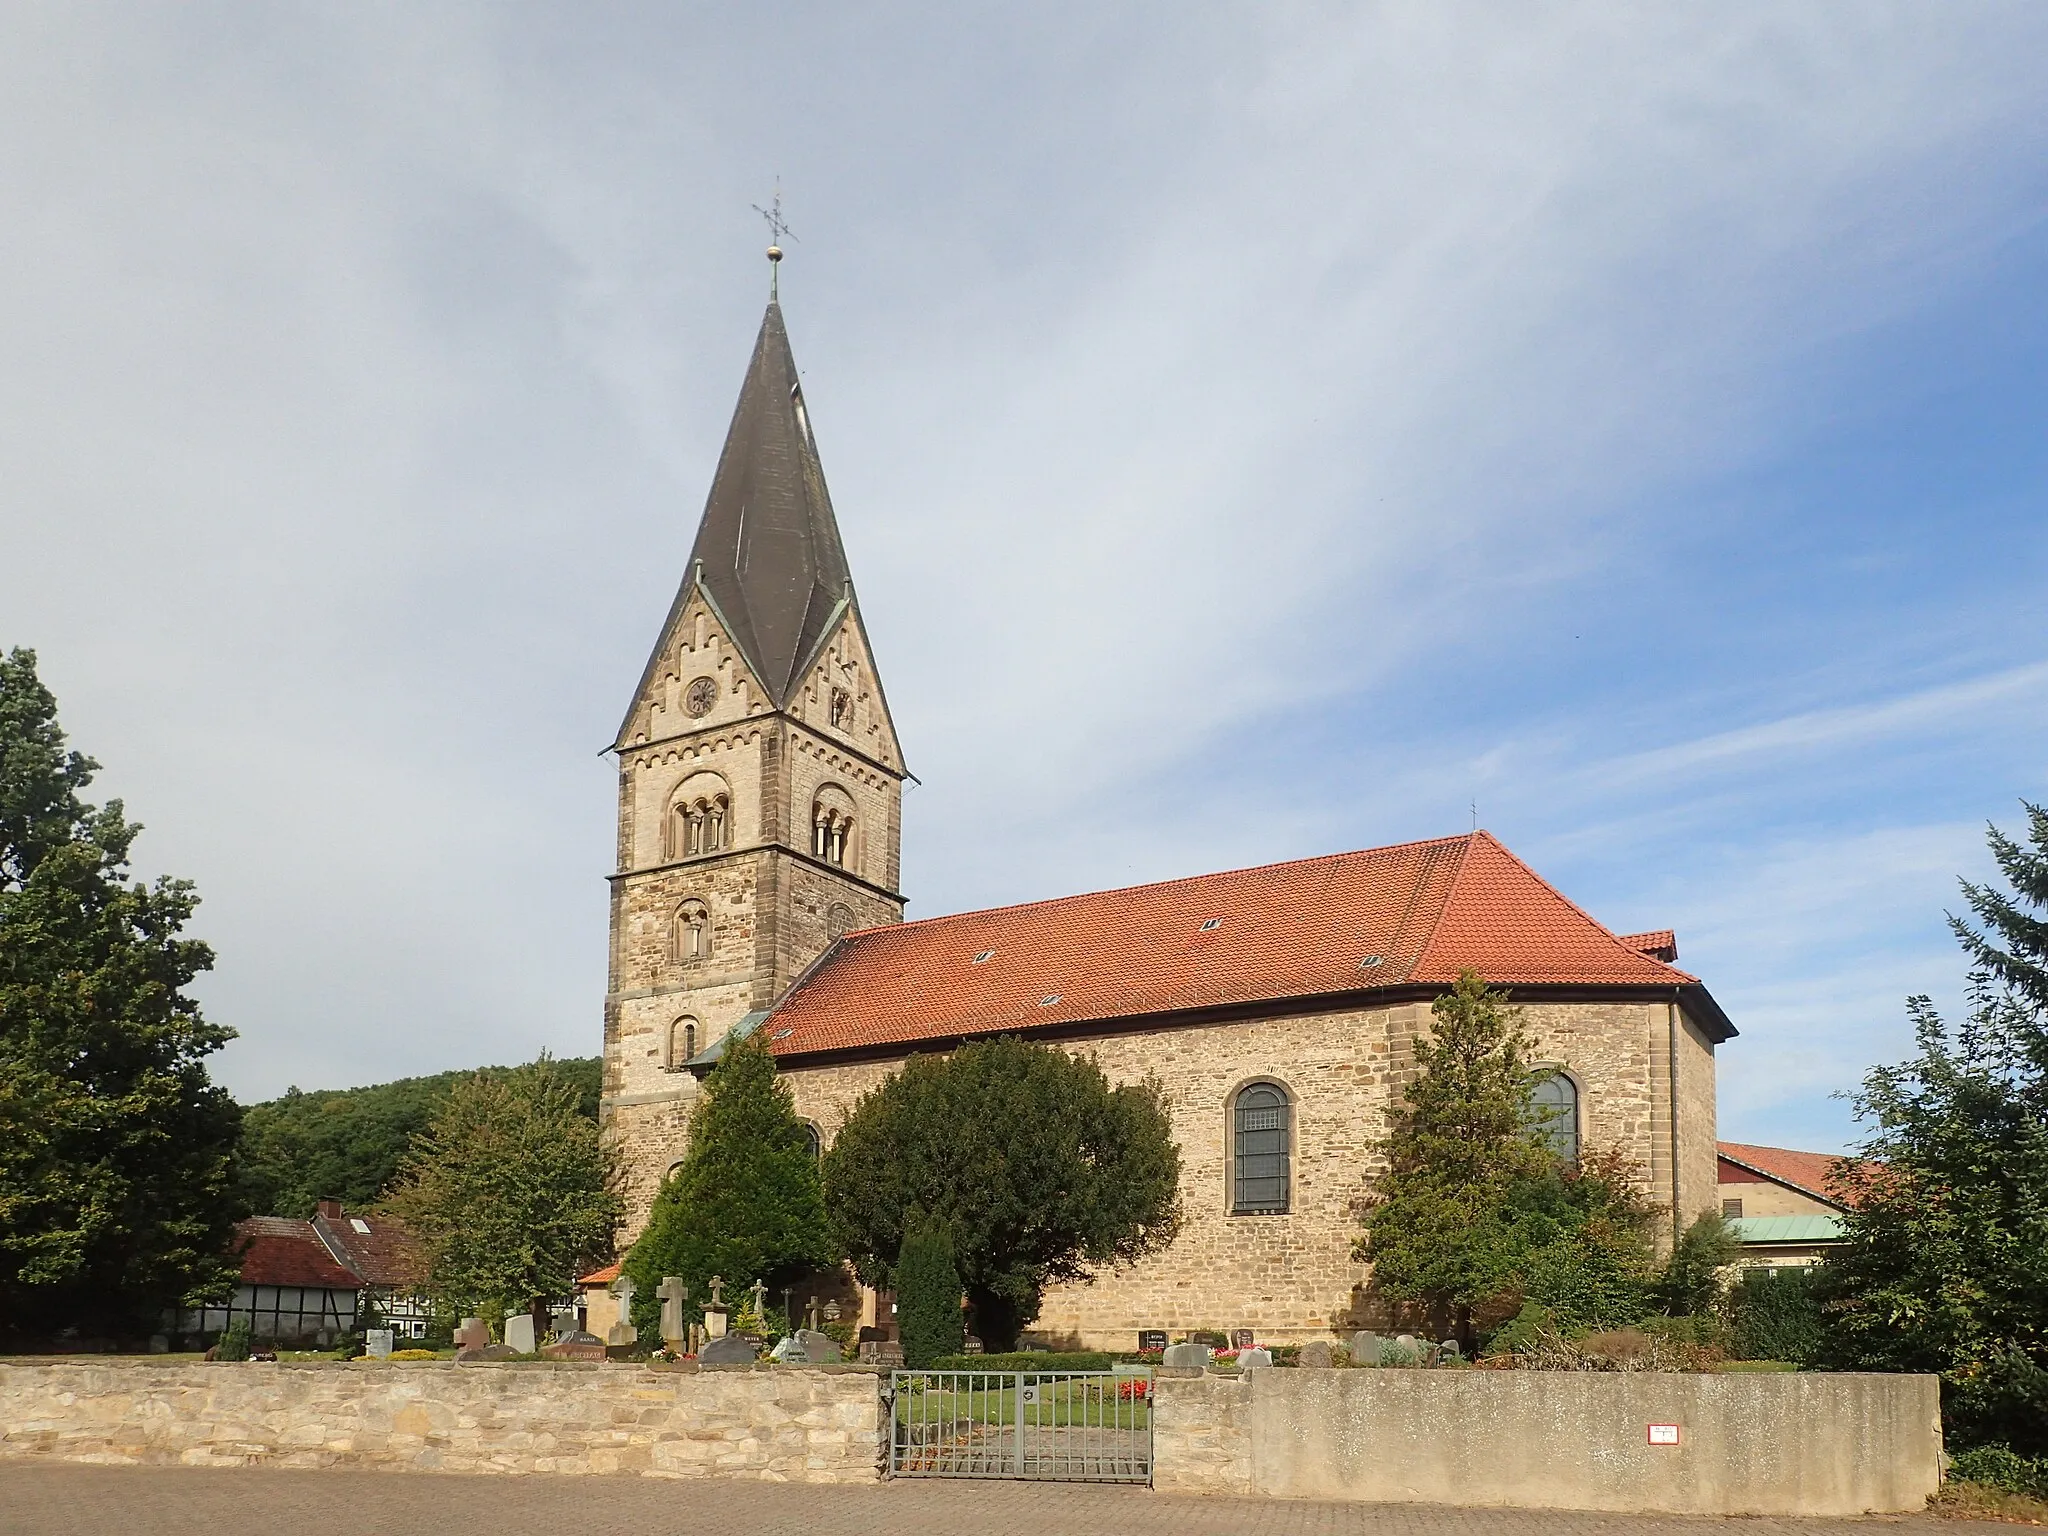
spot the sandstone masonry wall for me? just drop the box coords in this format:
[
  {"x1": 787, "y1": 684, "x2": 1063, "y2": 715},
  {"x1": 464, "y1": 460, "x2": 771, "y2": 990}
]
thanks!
[
  {"x1": 782, "y1": 997, "x2": 1719, "y2": 1349},
  {"x1": 0, "y1": 1360, "x2": 881, "y2": 1482}
]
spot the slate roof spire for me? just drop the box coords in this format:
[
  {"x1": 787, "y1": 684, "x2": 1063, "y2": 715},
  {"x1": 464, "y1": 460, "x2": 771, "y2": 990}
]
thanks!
[{"x1": 679, "y1": 297, "x2": 854, "y2": 708}]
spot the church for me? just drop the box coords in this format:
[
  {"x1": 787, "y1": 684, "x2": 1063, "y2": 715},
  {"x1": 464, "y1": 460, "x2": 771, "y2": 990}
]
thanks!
[{"x1": 599, "y1": 285, "x2": 1734, "y2": 1349}]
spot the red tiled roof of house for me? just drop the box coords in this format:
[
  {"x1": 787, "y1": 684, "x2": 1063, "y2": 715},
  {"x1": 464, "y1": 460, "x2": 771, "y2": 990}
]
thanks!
[
  {"x1": 579, "y1": 1262, "x2": 622, "y2": 1287},
  {"x1": 234, "y1": 1219, "x2": 362, "y2": 1289},
  {"x1": 310, "y1": 1206, "x2": 424, "y2": 1289},
  {"x1": 1716, "y1": 1142, "x2": 1856, "y2": 1209},
  {"x1": 765, "y1": 831, "x2": 1725, "y2": 1059}
]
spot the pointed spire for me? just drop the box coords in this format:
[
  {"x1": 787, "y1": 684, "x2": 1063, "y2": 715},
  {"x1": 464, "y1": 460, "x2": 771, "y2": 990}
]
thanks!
[{"x1": 681, "y1": 300, "x2": 854, "y2": 706}]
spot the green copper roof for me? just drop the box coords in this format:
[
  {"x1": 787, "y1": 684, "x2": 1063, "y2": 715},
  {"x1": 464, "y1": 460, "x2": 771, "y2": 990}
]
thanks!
[{"x1": 1728, "y1": 1214, "x2": 1845, "y2": 1244}]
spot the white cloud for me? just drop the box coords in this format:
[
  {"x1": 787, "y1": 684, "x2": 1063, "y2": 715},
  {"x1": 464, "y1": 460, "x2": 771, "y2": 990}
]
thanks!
[{"x1": 0, "y1": 3, "x2": 2043, "y2": 1100}]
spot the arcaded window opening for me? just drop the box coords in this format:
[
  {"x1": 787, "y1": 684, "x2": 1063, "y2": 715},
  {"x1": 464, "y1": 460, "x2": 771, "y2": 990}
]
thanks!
[
  {"x1": 673, "y1": 899, "x2": 711, "y2": 964},
  {"x1": 666, "y1": 1016, "x2": 700, "y2": 1071},
  {"x1": 811, "y1": 784, "x2": 857, "y2": 870},
  {"x1": 667, "y1": 772, "x2": 732, "y2": 861}
]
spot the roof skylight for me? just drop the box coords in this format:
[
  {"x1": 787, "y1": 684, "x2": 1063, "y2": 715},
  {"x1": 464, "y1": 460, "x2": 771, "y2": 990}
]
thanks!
[
  {"x1": 1039, "y1": 994, "x2": 1061, "y2": 1007},
  {"x1": 973, "y1": 950, "x2": 996, "y2": 964}
]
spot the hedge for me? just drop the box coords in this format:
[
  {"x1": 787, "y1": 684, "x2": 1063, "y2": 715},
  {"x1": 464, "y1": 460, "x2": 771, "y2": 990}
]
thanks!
[{"x1": 928, "y1": 1351, "x2": 1116, "y2": 1372}]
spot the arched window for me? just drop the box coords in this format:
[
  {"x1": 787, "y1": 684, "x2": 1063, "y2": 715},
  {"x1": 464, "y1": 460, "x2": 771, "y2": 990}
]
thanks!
[
  {"x1": 668, "y1": 772, "x2": 731, "y2": 860},
  {"x1": 666, "y1": 1016, "x2": 699, "y2": 1070},
  {"x1": 802, "y1": 1123, "x2": 822, "y2": 1159},
  {"x1": 1530, "y1": 1072, "x2": 1580, "y2": 1161},
  {"x1": 1230, "y1": 1081, "x2": 1291, "y2": 1215},
  {"x1": 673, "y1": 899, "x2": 711, "y2": 963},
  {"x1": 811, "y1": 784, "x2": 857, "y2": 870},
  {"x1": 829, "y1": 688, "x2": 851, "y2": 728}
]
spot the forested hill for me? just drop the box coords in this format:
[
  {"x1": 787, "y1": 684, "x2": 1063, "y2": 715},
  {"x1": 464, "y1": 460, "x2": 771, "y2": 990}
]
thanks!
[{"x1": 236, "y1": 1056, "x2": 603, "y2": 1219}]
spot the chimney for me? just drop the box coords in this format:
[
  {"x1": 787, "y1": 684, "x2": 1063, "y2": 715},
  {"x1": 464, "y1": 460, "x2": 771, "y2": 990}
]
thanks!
[{"x1": 316, "y1": 1199, "x2": 343, "y2": 1220}]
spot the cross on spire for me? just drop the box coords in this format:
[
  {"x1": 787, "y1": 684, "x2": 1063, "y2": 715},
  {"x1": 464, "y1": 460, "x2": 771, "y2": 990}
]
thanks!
[{"x1": 753, "y1": 180, "x2": 797, "y2": 296}]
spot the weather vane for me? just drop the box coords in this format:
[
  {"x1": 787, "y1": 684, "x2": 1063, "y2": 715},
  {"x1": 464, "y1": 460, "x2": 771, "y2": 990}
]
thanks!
[{"x1": 752, "y1": 180, "x2": 797, "y2": 296}]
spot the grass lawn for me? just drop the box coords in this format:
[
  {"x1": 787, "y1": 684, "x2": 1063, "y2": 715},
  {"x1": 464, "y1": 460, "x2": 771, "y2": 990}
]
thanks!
[{"x1": 896, "y1": 1377, "x2": 1150, "y2": 1430}]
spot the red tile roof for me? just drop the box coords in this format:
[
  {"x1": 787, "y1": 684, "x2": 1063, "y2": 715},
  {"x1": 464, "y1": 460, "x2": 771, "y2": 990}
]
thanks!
[
  {"x1": 1617, "y1": 930, "x2": 1678, "y2": 963},
  {"x1": 1717, "y1": 1142, "x2": 1856, "y2": 1209},
  {"x1": 310, "y1": 1208, "x2": 424, "y2": 1289},
  {"x1": 579, "y1": 1262, "x2": 622, "y2": 1287},
  {"x1": 765, "y1": 831, "x2": 1726, "y2": 1059},
  {"x1": 234, "y1": 1219, "x2": 362, "y2": 1289}
]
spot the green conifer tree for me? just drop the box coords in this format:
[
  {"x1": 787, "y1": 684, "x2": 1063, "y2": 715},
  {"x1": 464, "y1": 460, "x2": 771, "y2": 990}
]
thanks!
[
  {"x1": 0, "y1": 647, "x2": 242, "y2": 1340},
  {"x1": 895, "y1": 1213, "x2": 964, "y2": 1368},
  {"x1": 623, "y1": 1028, "x2": 830, "y2": 1343},
  {"x1": 1356, "y1": 971, "x2": 1559, "y2": 1348}
]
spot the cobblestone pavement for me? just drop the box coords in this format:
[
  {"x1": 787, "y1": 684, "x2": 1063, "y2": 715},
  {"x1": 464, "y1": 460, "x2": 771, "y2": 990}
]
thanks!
[{"x1": 0, "y1": 1462, "x2": 1993, "y2": 1536}]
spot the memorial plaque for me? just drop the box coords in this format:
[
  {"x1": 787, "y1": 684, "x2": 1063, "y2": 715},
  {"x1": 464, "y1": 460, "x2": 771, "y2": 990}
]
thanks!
[
  {"x1": 1231, "y1": 1329, "x2": 1255, "y2": 1349},
  {"x1": 1137, "y1": 1330, "x2": 1168, "y2": 1352}
]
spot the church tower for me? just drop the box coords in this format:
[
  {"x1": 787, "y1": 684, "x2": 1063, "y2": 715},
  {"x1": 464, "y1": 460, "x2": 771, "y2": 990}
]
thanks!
[{"x1": 602, "y1": 293, "x2": 908, "y2": 1229}]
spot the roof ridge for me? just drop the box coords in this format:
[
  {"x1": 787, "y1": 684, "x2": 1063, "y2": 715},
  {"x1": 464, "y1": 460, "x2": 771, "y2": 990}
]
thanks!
[{"x1": 827, "y1": 833, "x2": 1478, "y2": 942}]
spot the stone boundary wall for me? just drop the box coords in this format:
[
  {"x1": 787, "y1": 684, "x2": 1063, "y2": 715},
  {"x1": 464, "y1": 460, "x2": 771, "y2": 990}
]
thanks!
[
  {"x1": 1152, "y1": 1367, "x2": 1942, "y2": 1516},
  {"x1": 0, "y1": 1359, "x2": 881, "y2": 1482}
]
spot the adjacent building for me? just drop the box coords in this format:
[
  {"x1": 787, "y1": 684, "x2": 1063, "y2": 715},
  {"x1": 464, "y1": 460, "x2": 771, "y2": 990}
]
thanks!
[{"x1": 1717, "y1": 1141, "x2": 1854, "y2": 1269}]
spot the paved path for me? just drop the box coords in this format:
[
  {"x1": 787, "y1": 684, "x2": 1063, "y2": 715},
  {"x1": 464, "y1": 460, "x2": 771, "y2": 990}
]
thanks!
[{"x1": 0, "y1": 1461, "x2": 1991, "y2": 1536}]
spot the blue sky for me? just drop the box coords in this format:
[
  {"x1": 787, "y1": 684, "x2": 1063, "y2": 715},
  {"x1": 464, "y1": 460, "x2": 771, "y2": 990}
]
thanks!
[{"x1": 2, "y1": 4, "x2": 2044, "y2": 1151}]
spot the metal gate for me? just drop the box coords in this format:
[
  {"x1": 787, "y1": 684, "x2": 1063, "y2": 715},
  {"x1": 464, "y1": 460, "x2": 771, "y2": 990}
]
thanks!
[{"x1": 886, "y1": 1370, "x2": 1152, "y2": 1483}]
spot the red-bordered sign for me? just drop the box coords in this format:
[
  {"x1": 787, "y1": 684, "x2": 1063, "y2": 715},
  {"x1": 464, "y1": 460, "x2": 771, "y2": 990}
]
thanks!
[{"x1": 1647, "y1": 1424, "x2": 1681, "y2": 1446}]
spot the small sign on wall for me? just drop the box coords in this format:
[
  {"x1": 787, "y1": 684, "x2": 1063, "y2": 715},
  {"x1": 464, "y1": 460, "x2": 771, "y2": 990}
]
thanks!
[{"x1": 1648, "y1": 1424, "x2": 1681, "y2": 1446}]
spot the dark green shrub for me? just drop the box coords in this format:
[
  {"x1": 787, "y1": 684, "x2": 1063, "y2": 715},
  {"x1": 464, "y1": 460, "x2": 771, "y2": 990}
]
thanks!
[
  {"x1": 1950, "y1": 1445, "x2": 2048, "y2": 1497},
  {"x1": 930, "y1": 1351, "x2": 1115, "y2": 1372},
  {"x1": 896, "y1": 1215, "x2": 964, "y2": 1369},
  {"x1": 1727, "y1": 1266, "x2": 1824, "y2": 1365},
  {"x1": 1653, "y1": 1212, "x2": 1742, "y2": 1317}
]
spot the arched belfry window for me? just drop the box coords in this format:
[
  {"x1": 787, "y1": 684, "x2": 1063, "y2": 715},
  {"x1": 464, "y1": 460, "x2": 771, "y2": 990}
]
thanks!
[
  {"x1": 811, "y1": 784, "x2": 857, "y2": 870},
  {"x1": 1530, "y1": 1071, "x2": 1580, "y2": 1161},
  {"x1": 673, "y1": 899, "x2": 711, "y2": 964},
  {"x1": 1230, "y1": 1081, "x2": 1292, "y2": 1215},
  {"x1": 666, "y1": 1016, "x2": 699, "y2": 1071},
  {"x1": 668, "y1": 772, "x2": 731, "y2": 860}
]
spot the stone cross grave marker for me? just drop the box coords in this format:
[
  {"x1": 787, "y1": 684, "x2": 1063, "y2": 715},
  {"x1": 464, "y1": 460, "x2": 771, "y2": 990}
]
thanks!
[
  {"x1": 454, "y1": 1317, "x2": 490, "y2": 1355},
  {"x1": 702, "y1": 1275, "x2": 728, "y2": 1339},
  {"x1": 657, "y1": 1277, "x2": 691, "y2": 1346},
  {"x1": 747, "y1": 1278, "x2": 769, "y2": 1326},
  {"x1": 550, "y1": 1306, "x2": 577, "y2": 1337}
]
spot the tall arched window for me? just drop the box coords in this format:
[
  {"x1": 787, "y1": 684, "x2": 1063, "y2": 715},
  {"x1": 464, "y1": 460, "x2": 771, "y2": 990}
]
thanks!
[
  {"x1": 811, "y1": 784, "x2": 856, "y2": 870},
  {"x1": 802, "y1": 1123, "x2": 822, "y2": 1159},
  {"x1": 673, "y1": 899, "x2": 711, "y2": 963},
  {"x1": 1530, "y1": 1072, "x2": 1580, "y2": 1161},
  {"x1": 1230, "y1": 1081, "x2": 1292, "y2": 1215},
  {"x1": 668, "y1": 772, "x2": 731, "y2": 860},
  {"x1": 666, "y1": 1016, "x2": 699, "y2": 1071}
]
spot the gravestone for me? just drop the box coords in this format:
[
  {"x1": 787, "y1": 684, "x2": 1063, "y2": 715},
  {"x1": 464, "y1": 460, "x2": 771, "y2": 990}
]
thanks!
[
  {"x1": 1238, "y1": 1347, "x2": 1274, "y2": 1368},
  {"x1": 454, "y1": 1317, "x2": 491, "y2": 1360},
  {"x1": 657, "y1": 1276, "x2": 691, "y2": 1347},
  {"x1": 542, "y1": 1330, "x2": 606, "y2": 1362},
  {"x1": 1231, "y1": 1328, "x2": 1255, "y2": 1349},
  {"x1": 1161, "y1": 1342, "x2": 1208, "y2": 1369},
  {"x1": 503, "y1": 1312, "x2": 537, "y2": 1354},
  {"x1": 366, "y1": 1328, "x2": 395, "y2": 1359},
  {"x1": 702, "y1": 1275, "x2": 729, "y2": 1340},
  {"x1": 1348, "y1": 1330, "x2": 1382, "y2": 1366},
  {"x1": 607, "y1": 1274, "x2": 639, "y2": 1351},
  {"x1": 698, "y1": 1332, "x2": 759, "y2": 1364},
  {"x1": 1297, "y1": 1339, "x2": 1339, "y2": 1369},
  {"x1": 961, "y1": 1335, "x2": 983, "y2": 1355},
  {"x1": 550, "y1": 1306, "x2": 578, "y2": 1337},
  {"x1": 1137, "y1": 1330, "x2": 1168, "y2": 1352},
  {"x1": 792, "y1": 1327, "x2": 842, "y2": 1363},
  {"x1": 857, "y1": 1338, "x2": 904, "y2": 1366}
]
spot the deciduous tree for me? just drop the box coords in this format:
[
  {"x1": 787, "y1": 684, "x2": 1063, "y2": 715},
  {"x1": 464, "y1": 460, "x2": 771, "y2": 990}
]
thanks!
[
  {"x1": 385, "y1": 1056, "x2": 619, "y2": 1328},
  {"x1": 823, "y1": 1036, "x2": 1181, "y2": 1352},
  {"x1": 0, "y1": 648, "x2": 241, "y2": 1340}
]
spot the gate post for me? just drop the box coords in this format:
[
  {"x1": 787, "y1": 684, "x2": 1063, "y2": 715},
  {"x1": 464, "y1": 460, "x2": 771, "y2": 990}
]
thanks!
[{"x1": 1014, "y1": 1373, "x2": 1025, "y2": 1476}]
